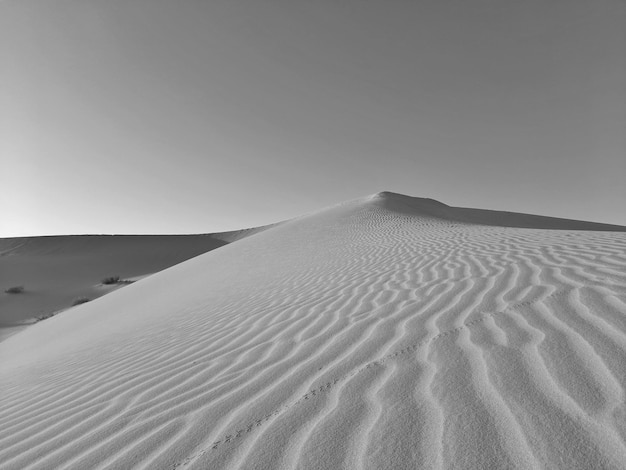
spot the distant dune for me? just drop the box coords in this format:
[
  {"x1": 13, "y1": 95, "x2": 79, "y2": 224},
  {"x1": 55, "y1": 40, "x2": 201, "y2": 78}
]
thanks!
[
  {"x1": 0, "y1": 226, "x2": 272, "y2": 341},
  {"x1": 1, "y1": 192, "x2": 625, "y2": 469}
]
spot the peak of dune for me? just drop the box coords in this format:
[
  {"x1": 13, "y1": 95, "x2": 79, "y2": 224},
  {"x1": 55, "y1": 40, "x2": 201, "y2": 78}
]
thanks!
[
  {"x1": 372, "y1": 190, "x2": 445, "y2": 203},
  {"x1": 1, "y1": 192, "x2": 626, "y2": 469},
  {"x1": 371, "y1": 190, "x2": 450, "y2": 208}
]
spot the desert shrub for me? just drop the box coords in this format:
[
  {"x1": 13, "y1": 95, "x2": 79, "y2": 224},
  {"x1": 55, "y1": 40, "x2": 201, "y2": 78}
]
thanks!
[
  {"x1": 101, "y1": 276, "x2": 121, "y2": 285},
  {"x1": 36, "y1": 313, "x2": 55, "y2": 321},
  {"x1": 5, "y1": 286, "x2": 24, "y2": 294},
  {"x1": 71, "y1": 297, "x2": 91, "y2": 306}
]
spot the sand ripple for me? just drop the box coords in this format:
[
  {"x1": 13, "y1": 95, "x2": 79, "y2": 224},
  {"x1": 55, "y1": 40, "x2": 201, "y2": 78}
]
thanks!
[{"x1": 1, "y1": 193, "x2": 625, "y2": 469}]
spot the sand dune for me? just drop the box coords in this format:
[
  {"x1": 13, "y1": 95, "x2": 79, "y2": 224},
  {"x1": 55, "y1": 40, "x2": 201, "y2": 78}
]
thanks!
[
  {"x1": 0, "y1": 226, "x2": 271, "y2": 341},
  {"x1": 1, "y1": 192, "x2": 625, "y2": 469}
]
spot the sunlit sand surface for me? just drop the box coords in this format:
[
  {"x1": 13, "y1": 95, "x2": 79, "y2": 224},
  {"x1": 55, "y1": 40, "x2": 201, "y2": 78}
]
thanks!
[{"x1": 1, "y1": 192, "x2": 625, "y2": 469}]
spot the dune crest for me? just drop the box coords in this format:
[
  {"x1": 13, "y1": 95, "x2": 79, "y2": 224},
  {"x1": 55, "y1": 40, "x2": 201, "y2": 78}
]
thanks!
[
  {"x1": 372, "y1": 191, "x2": 626, "y2": 231},
  {"x1": 1, "y1": 193, "x2": 625, "y2": 469}
]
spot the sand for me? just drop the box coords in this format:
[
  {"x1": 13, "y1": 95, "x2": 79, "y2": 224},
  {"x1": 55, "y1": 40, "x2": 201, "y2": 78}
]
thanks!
[
  {"x1": 0, "y1": 227, "x2": 271, "y2": 341},
  {"x1": 1, "y1": 192, "x2": 625, "y2": 469}
]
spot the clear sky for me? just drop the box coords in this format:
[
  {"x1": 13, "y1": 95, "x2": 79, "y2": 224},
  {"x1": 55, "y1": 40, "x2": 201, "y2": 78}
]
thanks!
[{"x1": 2, "y1": 0, "x2": 625, "y2": 236}]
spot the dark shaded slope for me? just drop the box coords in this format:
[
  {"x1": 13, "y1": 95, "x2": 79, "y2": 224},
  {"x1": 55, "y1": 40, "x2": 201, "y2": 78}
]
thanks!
[{"x1": 0, "y1": 235, "x2": 229, "y2": 335}]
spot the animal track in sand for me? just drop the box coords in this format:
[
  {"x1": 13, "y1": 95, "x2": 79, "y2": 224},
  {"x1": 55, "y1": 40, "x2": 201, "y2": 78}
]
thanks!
[{"x1": 170, "y1": 289, "x2": 568, "y2": 468}]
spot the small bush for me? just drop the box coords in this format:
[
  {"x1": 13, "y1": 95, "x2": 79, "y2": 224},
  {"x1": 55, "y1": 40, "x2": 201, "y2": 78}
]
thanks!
[
  {"x1": 101, "y1": 276, "x2": 121, "y2": 285},
  {"x1": 71, "y1": 297, "x2": 91, "y2": 306},
  {"x1": 36, "y1": 313, "x2": 55, "y2": 322},
  {"x1": 5, "y1": 286, "x2": 24, "y2": 294}
]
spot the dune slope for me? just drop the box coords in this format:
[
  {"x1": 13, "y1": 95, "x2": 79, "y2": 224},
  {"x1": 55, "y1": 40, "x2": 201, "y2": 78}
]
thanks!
[
  {"x1": 1, "y1": 192, "x2": 625, "y2": 470},
  {"x1": 0, "y1": 226, "x2": 272, "y2": 341}
]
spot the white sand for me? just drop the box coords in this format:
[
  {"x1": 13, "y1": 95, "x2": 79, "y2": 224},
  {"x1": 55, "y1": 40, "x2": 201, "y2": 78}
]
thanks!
[{"x1": 1, "y1": 192, "x2": 625, "y2": 469}]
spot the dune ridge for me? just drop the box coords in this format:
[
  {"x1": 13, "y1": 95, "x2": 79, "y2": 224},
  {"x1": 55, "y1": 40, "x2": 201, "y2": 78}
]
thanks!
[{"x1": 1, "y1": 192, "x2": 625, "y2": 469}]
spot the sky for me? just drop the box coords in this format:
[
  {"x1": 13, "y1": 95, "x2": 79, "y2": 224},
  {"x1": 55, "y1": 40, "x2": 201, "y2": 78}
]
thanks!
[{"x1": 1, "y1": 0, "x2": 625, "y2": 236}]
